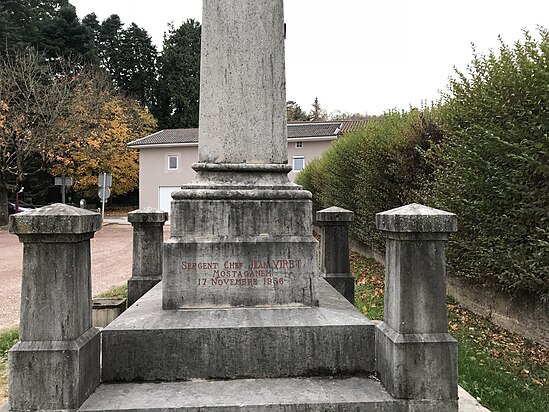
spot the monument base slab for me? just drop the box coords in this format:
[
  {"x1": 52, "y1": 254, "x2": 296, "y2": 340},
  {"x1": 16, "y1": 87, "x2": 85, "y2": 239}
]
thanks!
[
  {"x1": 101, "y1": 280, "x2": 375, "y2": 382},
  {"x1": 8, "y1": 328, "x2": 100, "y2": 412},
  {"x1": 80, "y1": 377, "x2": 458, "y2": 412}
]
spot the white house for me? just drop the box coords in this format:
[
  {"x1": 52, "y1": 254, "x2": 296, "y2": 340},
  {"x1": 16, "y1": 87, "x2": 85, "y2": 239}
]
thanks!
[{"x1": 127, "y1": 120, "x2": 367, "y2": 212}]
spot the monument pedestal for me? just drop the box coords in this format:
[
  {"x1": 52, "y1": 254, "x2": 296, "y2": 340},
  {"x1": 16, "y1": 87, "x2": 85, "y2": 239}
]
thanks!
[
  {"x1": 84, "y1": 280, "x2": 455, "y2": 412},
  {"x1": 101, "y1": 280, "x2": 374, "y2": 382},
  {"x1": 163, "y1": 164, "x2": 320, "y2": 309},
  {"x1": 8, "y1": 204, "x2": 101, "y2": 411}
]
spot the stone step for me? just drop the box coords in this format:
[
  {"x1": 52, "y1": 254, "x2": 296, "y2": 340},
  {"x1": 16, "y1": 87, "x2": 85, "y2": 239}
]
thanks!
[
  {"x1": 101, "y1": 280, "x2": 376, "y2": 382},
  {"x1": 80, "y1": 377, "x2": 437, "y2": 411}
]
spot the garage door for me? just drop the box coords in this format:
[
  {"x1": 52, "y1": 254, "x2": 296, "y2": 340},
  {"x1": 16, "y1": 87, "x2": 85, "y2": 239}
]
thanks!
[{"x1": 158, "y1": 186, "x2": 180, "y2": 214}]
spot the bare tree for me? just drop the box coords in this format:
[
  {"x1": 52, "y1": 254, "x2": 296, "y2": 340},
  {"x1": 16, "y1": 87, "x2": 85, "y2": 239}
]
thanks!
[{"x1": 0, "y1": 51, "x2": 77, "y2": 225}]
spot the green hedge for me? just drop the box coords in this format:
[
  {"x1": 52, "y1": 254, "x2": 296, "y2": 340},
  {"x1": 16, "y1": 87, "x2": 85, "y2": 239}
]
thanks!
[
  {"x1": 429, "y1": 30, "x2": 549, "y2": 299},
  {"x1": 297, "y1": 30, "x2": 549, "y2": 300},
  {"x1": 297, "y1": 109, "x2": 442, "y2": 251}
]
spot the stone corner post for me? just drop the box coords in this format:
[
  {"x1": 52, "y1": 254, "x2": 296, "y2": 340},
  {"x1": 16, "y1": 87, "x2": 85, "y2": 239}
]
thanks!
[
  {"x1": 316, "y1": 206, "x2": 355, "y2": 304},
  {"x1": 8, "y1": 204, "x2": 102, "y2": 411},
  {"x1": 375, "y1": 203, "x2": 458, "y2": 409},
  {"x1": 127, "y1": 207, "x2": 168, "y2": 306}
]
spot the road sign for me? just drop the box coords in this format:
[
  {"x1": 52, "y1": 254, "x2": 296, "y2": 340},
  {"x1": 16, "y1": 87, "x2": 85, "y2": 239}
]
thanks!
[
  {"x1": 98, "y1": 173, "x2": 112, "y2": 188},
  {"x1": 54, "y1": 177, "x2": 73, "y2": 186},
  {"x1": 54, "y1": 176, "x2": 73, "y2": 204},
  {"x1": 98, "y1": 187, "x2": 111, "y2": 201}
]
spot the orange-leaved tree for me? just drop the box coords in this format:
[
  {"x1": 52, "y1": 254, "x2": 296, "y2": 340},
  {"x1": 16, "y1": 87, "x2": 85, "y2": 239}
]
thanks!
[{"x1": 50, "y1": 83, "x2": 157, "y2": 197}]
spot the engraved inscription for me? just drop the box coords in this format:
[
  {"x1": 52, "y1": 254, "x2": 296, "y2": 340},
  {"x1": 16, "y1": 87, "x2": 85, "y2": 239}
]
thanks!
[{"x1": 180, "y1": 259, "x2": 303, "y2": 288}]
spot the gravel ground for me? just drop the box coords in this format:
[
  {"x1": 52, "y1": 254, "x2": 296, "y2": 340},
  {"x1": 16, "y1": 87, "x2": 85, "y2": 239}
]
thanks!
[{"x1": 0, "y1": 223, "x2": 138, "y2": 330}]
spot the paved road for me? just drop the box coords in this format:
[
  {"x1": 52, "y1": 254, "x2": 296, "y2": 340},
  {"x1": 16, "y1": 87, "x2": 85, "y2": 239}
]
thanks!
[{"x1": 0, "y1": 224, "x2": 137, "y2": 330}]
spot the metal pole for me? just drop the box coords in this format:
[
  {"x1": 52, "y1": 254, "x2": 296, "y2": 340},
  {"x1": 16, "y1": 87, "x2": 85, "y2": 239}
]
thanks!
[
  {"x1": 101, "y1": 173, "x2": 107, "y2": 220},
  {"x1": 61, "y1": 176, "x2": 66, "y2": 204}
]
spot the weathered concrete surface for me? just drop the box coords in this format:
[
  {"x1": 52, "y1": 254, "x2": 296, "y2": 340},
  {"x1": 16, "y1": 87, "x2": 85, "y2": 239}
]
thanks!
[
  {"x1": 317, "y1": 207, "x2": 355, "y2": 303},
  {"x1": 170, "y1": 195, "x2": 311, "y2": 238},
  {"x1": 376, "y1": 323, "x2": 458, "y2": 400},
  {"x1": 9, "y1": 205, "x2": 100, "y2": 342},
  {"x1": 8, "y1": 204, "x2": 101, "y2": 411},
  {"x1": 127, "y1": 208, "x2": 168, "y2": 306},
  {"x1": 102, "y1": 279, "x2": 375, "y2": 382},
  {"x1": 80, "y1": 377, "x2": 462, "y2": 412},
  {"x1": 165, "y1": 182, "x2": 319, "y2": 309},
  {"x1": 9, "y1": 203, "x2": 101, "y2": 237},
  {"x1": 9, "y1": 328, "x2": 100, "y2": 411},
  {"x1": 92, "y1": 298, "x2": 127, "y2": 328},
  {"x1": 447, "y1": 275, "x2": 549, "y2": 347},
  {"x1": 376, "y1": 203, "x2": 458, "y2": 234},
  {"x1": 375, "y1": 204, "x2": 458, "y2": 407},
  {"x1": 198, "y1": 0, "x2": 287, "y2": 164},
  {"x1": 0, "y1": 383, "x2": 498, "y2": 411}
]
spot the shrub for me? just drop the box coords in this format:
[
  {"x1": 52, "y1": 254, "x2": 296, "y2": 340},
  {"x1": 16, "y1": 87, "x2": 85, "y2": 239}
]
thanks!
[
  {"x1": 297, "y1": 109, "x2": 442, "y2": 250},
  {"x1": 430, "y1": 29, "x2": 549, "y2": 299}
]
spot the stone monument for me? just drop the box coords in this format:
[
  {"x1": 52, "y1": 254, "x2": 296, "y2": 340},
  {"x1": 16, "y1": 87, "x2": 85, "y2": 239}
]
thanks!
[
  {"x1": 162, "y1": 0, "x2": 318, "y2": 309},
  {"x1": 93, "y1": 0, "x2": 375, "y2": 390},
  {"x1": 78, "y1": 1, "x2": 458, "y2": 409}
]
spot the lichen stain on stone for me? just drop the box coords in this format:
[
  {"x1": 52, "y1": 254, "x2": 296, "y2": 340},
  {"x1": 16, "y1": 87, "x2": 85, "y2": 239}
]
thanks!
[{"x1": 14, "y1": 220, "x2": 29, "y2": 234}]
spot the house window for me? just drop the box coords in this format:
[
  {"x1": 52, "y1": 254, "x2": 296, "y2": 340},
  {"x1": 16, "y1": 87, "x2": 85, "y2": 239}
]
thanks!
[
  {"x1": 295, "y1": 141, "x2": 303, "y2": 148},
  {"x1": 293, "y1": 156, "x2": 305, "y2": 172},
  {"x1": 168, "y1": 155, "x2": 179, "y2": 171}
]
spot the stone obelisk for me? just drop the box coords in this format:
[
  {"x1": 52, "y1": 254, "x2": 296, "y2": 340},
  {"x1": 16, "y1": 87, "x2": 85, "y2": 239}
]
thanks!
[
  {"x1": 162, "y1": 0, "x2": 319, "y2": 309},
  {"x1": 198, "y1": 0, "x2": 287, "y2": 165}
]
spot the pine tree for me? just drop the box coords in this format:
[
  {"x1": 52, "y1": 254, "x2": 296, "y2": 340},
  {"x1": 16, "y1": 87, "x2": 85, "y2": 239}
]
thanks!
[
  {"x1": 309, "y1": 97, "x2": 327, "y2": 121},
  {"x1": 40, "y1": 4, "x2": 96, "y2": 61},
  {"x1": 152, "y1": 19, "x2": 201, "y2": 129},
  {"x1": 287, "y1": 101, "x2": 309, "y2": 122},
  {"x1": 114, "y1": 23, "x2": 157, "y2": 108}
]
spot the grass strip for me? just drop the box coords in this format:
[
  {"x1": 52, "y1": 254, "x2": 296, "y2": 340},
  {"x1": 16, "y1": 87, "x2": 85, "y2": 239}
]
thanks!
[
  {"x1": 352, "y1": 253, "x2": 549, "y2": 412},
  {"x1": 94, "y1": 284, "x2": 128, "y2": 299},
  {"x1": 0, "y1": 328, "x2": 19, "y2": 403}
]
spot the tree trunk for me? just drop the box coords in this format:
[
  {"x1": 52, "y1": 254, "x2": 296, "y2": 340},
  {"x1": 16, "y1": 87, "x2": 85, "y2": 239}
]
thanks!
[{"x1": 0, "y1": 178, "x2": 9, "y2": 226}]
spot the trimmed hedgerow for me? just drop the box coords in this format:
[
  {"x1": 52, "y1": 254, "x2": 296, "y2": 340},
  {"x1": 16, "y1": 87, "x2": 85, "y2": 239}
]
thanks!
[
  {"x1": 297, "y1": 109, "x2": 442, "y2": 251},
  {"x1": 299, "y1": 30, "x2": 548, "y2": 300},
  {"x1": 429, "y1": 30, "x2": 549, "y2": 299}
]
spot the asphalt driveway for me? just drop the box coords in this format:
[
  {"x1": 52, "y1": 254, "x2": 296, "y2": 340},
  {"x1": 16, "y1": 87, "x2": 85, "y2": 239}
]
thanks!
[{"x1": 0, "y1": 223, "x2": 138, "y2": 330}]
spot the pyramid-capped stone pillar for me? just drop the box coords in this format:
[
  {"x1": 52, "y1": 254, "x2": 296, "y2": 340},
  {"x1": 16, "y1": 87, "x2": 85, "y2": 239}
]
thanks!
[
  {"x1": 375, "y1": 203, "x2": 458, "y2": 408},
  {"x1": 127, "y1": 207, "x2": 168, "y2": 306},
  {"x1": 8, "y1": 204, "x2": 102, "y2": 411},
  {"x1": 316, "y1": 207, "x2": 355, "y2": 303}
]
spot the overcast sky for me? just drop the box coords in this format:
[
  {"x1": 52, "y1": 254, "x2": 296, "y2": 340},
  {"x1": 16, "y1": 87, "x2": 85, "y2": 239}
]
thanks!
[{"x1": 70, "y1": 0, "x2": 548, "y2": 116}]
